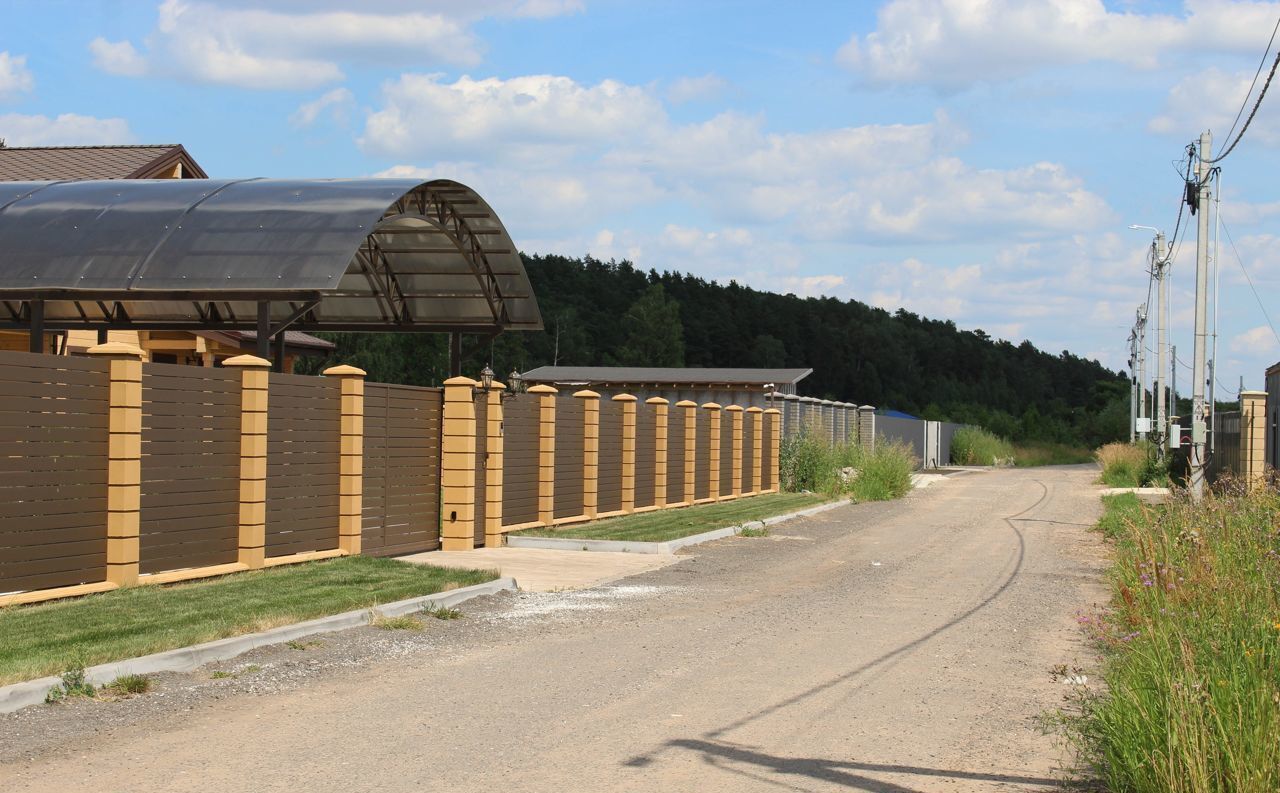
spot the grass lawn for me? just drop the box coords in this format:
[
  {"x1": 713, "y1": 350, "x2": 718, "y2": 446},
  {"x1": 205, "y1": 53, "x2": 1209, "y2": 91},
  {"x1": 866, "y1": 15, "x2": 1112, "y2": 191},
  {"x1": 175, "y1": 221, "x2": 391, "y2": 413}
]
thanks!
[
  {"x1": 0, "y1": 556, "x2": 497, "y2": 686},
  {"x1": 1011, "y1": 442, "x2": 1095, "y2": 467},
  {"x1": 514, "y1": 492, "x2": 829, "y2": 543}
]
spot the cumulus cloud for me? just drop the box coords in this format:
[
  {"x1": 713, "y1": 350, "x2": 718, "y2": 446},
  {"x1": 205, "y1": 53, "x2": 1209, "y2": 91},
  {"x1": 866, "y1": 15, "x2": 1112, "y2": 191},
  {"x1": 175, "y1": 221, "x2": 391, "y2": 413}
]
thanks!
[
  {"x1": 839, "y1": 0, "x2": 1280, "y2": 89},
  {"x1": 290, "y1": 87, "x2": 355, "y2": 128},
  {"x1": 1230, "y1": 324, "x2": 1280, "y2": 354},
  {"x1": 87, "y1": 0, "x2": 580, "y2": 90},
  {"x1": 0, "y1": 52, "x2": 34, "y2": 99},
  {"x1": 666, "y1": 73, "x2": 728, "y2": 104},
  {"x1": 1149, "y1": 66, "x2": 1280, "y2": 145},
  {"x1": 0, "y1": 113, "x2": 131, "y2": 146}
]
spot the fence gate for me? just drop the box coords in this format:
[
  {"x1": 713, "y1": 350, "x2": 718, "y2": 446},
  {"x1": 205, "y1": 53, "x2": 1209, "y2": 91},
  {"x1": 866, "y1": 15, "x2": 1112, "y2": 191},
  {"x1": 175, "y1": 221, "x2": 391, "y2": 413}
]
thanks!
[
  {"x1": 923, "y1": 421, "x2": 941, "y2": 469},
  {"x1": 361, "y1": 383, "x2": 443, "y2": 557}
]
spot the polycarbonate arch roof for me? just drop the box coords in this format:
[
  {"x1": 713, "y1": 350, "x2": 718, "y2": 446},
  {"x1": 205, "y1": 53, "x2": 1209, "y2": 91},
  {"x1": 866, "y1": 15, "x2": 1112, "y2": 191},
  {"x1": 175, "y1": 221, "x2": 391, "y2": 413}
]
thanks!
[{"x1": 0, "y1": 178, "x2": 542, "y2": 333}]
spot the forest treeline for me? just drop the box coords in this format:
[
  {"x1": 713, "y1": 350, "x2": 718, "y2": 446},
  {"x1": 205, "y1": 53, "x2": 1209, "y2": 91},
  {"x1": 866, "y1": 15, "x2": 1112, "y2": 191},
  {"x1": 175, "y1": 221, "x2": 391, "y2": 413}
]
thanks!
[{"x1": 303, "y1": 254, "x2": 1130, "y2": 447}]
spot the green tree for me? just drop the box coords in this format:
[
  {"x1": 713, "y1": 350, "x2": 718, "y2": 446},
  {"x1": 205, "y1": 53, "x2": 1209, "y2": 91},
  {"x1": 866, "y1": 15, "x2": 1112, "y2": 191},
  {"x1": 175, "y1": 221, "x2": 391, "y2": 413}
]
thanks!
[{"x1": 616, "y1": 284, "x2": 685, "y2": 367}]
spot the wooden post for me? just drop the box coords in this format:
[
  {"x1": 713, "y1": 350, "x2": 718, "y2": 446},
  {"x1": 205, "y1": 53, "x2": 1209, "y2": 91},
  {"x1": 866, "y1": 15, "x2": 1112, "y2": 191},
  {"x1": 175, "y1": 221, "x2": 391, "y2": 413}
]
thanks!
[
  {"x1": 766, "y1": 407, "x2": 782, "y2": 492},
  {"x1": 726, "y1": 405, "x2": 744, "y2": 498},
  {"x1": 615, "y1": 394, "x2": 637, "y2": 513},
  {"x1": 221, "y1": 354, "x2": 271, "y2": 569},
  {"x1": 704, "y1": 403, "x2": 721, "y2": 501},
  {"x1": 747, "y1": 406, "x2": 763, "y2": 495},
  {"x1": 440, "y1": 376, "x2": 478, "y2": 551},
  {"x1": 324, "y1": 365, "x2": 366, "y2": 556},
  {"x1": 677, "y1": 400, "x2": 697, "y2": 506},
  {"x1": 648, "y1": 397, "x2": 669, "y2": 508},
  {"x1": 529, "y1": 385, "x2": 558, "y2": 526},
  {"x1": 576, "y1": 390, "x2": 600, "y2": 519},
  {"x1": 88, "y1": 342, "x2": 145, "y2": 586},
  {"x1": 484, "y1": 380, "x2": 506, "y2": 547}
]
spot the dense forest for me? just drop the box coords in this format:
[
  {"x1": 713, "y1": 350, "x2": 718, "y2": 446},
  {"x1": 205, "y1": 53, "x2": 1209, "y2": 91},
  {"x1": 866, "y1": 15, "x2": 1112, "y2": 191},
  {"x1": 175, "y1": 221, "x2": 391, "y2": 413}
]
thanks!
[{"x1": 303, "y1": 254, "x2": 1131, "y2": 447}]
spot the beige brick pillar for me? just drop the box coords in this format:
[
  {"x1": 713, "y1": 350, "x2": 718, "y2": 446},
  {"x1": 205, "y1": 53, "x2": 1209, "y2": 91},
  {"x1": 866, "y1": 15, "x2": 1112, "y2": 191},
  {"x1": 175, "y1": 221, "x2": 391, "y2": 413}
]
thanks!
[
  {"x1": 440, "y1": 376, "x2": 478, "y2": 551},
  {"x1": 1241, "y1": 390, "x2": 1267, "y2": 488},
  {"x1": 648, "y1": 397, "x2": 669, "y2": 507},
  {"x1": 222, "y1": 355, "x2": 271, "y2": 569},
  {"x1": 704, "y1": 403, "x2": 722, "y2": 500},
  {"x1": 747, "y1": 406, "x2": 763, "y2": 495},
  {"x1": 89, "y1": 342, "x2": 145, "y2": 586},
  {"x1": 726, "y1": 405, "x2": 744, "y2": 497},
  {"x1": 529, "y1": 385, "x2": 558, "y2": 526},
  {"x1": 615, "y1": 394, "x2": 637, "y2": 513},
  {"x1": 324, "y1": 365, "x2": 366, "y2": 556},
  {"x1": 483, "y1": 380, "x2": 506, "y2": 547},
  {"x1": 576, "y1": 390, "x2": 600, "y2": 519},
  {"x1": 678, "y1": 400, "x2": 697, "y2": 505},
  {"x1": 858, "y1": 405, "x2": 876, "y2": 451},
  {"x1": 765, "y1": 407, "x2": 782, "y2": 492}
]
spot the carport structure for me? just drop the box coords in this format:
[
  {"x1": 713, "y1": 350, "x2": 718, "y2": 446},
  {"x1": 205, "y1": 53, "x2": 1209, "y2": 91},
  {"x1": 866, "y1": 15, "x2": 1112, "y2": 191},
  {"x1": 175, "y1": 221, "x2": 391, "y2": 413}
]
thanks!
[{"x1": 0, "y1": 178, "x2": 542, "y2": 370}]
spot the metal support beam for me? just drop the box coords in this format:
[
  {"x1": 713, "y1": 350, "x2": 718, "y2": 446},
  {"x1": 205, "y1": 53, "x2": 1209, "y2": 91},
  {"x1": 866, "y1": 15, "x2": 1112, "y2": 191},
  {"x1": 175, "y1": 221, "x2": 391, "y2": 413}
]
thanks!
[
  {"x1": 29, "y1": 300, "x2": 44, "y2": 354},
  {"x1": 256, "y1": 301, "x2": 270, "y2": 360},
  {"x1": 97, "y1": 328, "x2": 108, "y2": 345}
]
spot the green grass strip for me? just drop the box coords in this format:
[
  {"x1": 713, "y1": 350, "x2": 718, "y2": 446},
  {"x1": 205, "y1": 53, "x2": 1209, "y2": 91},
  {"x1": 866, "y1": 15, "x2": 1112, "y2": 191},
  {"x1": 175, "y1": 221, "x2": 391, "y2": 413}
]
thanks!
[
  {"x1": 514, "y1": 492, "x2": 828, "y2": 543},
  {"x1": 0, "y1": 556, "x2": 496, "y2": 686}
]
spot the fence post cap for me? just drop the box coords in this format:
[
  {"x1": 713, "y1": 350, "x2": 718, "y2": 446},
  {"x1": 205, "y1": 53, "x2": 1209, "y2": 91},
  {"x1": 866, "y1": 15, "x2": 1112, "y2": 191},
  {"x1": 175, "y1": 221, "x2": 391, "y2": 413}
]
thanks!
[
  {"x1": 220, "y1": 353, "x2": 271, "y2": 368},
  {"x1": 725, "y1": 404, "x2": 744, "y2": 412},
  {"x1": 859, "y1": 404, "x2": 876, "y2": 411},
  {"x1": 764, "y1": 408, "x2": 781, "y2": 415},
  {"x1": 573, "y1": 389, "x2": 600, "y2": 398},
  {"x1": 701, "y1": 402, "x2": 722, "y2": 409},
  {"x1": 321, "y1": 364, "x2": 366, "y2": 378},
  {"x1": 527, "y1": 384, "x2": 558, "y2": 394},
  {"x1": 1241, "y1": 389, "x2": 1267, "y2": 397},
  {"x1": 443, "y1": 376, "x2": 478, "y2": 387},
  {"x1": 611, "y1": 393, "x2": 637, "y2": 402},
  {"x1": 675, "y1": 399, "x2": 698, "y2": 407},
  {"x1": 645, "y1": 396, "x2": 669, "y2": 405},
  {"x1": 85, "y1": 341, "x2": 145, "y2": 359},
  {"x1": 746, "y1": 406, "x2": 763, "y2": 413},
  {"x1": 781, "y1": 393, "x2": 800, "y2": 400}
]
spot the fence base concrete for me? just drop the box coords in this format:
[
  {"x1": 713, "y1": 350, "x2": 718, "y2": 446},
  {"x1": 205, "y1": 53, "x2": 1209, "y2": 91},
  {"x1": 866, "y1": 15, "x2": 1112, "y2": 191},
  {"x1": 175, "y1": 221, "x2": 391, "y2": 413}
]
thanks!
[{"x1": 0, "y1": 577, "x2": 516, "y2": 715}]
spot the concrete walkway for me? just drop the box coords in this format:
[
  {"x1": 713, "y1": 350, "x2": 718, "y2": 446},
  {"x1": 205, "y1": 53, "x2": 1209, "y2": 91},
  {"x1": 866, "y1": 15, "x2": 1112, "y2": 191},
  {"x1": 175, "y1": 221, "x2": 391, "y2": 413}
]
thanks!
[{"x1": 399, "y1": 546, "x2": 681, "y2": 591}]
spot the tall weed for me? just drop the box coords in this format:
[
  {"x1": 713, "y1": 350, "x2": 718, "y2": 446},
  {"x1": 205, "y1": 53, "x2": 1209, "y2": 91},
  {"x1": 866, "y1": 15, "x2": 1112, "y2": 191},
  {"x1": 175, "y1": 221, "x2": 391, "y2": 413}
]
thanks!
[
  {"x1": 951, "y1": 427, "x2": 1014, "y2": 465},
  {"x1": 780, "y1": 426, "x2": 914, "y2": 501}
]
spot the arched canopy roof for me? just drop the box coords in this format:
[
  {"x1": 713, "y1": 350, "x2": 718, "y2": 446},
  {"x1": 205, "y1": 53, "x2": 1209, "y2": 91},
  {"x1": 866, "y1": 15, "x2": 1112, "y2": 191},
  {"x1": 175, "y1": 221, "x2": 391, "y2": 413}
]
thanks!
[{"x1": 0, "y1": 178, "x2": 542, "y2": 333}]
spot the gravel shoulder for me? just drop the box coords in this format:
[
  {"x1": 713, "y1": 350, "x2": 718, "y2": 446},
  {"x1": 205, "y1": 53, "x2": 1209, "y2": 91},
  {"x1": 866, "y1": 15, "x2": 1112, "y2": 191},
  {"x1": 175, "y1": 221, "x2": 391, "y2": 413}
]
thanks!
[{"x1": 0, "y1": 466, "x2": 1109, "y2": 792}]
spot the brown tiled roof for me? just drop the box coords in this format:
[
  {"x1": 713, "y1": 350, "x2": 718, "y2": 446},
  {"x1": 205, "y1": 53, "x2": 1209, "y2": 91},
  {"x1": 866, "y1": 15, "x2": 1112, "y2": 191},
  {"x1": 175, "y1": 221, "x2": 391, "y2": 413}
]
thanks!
[
  {"x1": 0, "y1": 144, "x2": 207, "y2": 181},
  {"x1": 200, "y1": 330, "x2": 335, "y2": 354}
]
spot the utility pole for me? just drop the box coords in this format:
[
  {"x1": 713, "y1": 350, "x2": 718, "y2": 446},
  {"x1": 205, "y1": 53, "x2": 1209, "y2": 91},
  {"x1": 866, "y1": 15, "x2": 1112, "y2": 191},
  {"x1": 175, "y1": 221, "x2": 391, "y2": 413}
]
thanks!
[
  {"x1": 1128, "y1": 324, "x2": 1138, "y2": 443},
  {"x1": 1139, "y1": 305, "x2": 1149, "y2": 438},
  {"x1": 1154, "y1": 231, "x2": 1168, "y2": 458},
  {"x1": 1190, "y1": 130, "x2": 1212, "y2": 501},
  {"x1": 1171, "y1": 343, "x2": 1178, "y2": 424}
]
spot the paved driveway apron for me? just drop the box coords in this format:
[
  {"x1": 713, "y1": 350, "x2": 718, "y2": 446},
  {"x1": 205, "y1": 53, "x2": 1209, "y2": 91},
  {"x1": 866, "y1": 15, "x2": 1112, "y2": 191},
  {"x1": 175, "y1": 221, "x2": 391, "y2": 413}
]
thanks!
[{"x1": 1, "y1": 466, "x2": 1108, "y2": 792}]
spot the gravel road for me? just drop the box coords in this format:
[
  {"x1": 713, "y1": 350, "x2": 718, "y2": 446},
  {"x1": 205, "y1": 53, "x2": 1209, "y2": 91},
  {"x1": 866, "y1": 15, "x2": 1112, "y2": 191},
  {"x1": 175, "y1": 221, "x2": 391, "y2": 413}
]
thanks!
[{"x1": 0, "y1": 465, "x2": 1109, "y2": 792}]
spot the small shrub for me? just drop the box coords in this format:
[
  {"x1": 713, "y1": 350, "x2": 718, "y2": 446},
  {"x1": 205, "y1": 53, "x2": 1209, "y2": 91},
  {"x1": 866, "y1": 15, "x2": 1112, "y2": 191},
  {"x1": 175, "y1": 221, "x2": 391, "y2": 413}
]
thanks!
[
  {"x1": 781, "y1": 425, "x2": 915, "y2": 501},
  {"x1": 45, "y1": 659, "x2": 95, "y2": 703},
  {"x1": 285, "y1": 639, "x2": 321, "y2": 650},
  {"x1": 372, "y1": 613, "x2": 422, "y2": 631},
  {"x1": 738, "y1": 526, "x2": 769, "y2": 538},
  {"x1": 950, "y1": 427, "x2": 1014, "y2": 466},
  {"x1": 1096, "y1": 442, "x2": 1167, "y2": 487},
  {"x1": 422, "y1": 605, "x2": 463, "y2": 620},
  {"x1": 847, "y1": 441, "x2": 915, "y2": 502},
  {"x1": 210, "y1": 670, "x2": 233, "y2": 680},
  {"x1": 105, "y1": 674, "x2": 150, "y2": 696}
]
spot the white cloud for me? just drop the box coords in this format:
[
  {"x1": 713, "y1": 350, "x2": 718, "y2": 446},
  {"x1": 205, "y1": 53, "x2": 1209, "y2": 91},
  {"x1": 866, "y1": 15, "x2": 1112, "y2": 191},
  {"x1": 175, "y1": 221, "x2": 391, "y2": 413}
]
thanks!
[
  {"x1": 290, "y1": 87, "x2": 355, "y2": 128},
  {"x1": 840, "y1": 0, "x2": 1280, "y2": 89},
  {"x1": 88, "y1": 38, "x2": 147, "y2": 77},
  {"x1": 87, "y1": 0, "x2": 580, "y2": 90},
  {"x1": 1149, "y1": 66, "x2": 1280, "y2": 145},
  {"x1": 0, "y1": 113, "x2": 131, "y2": 146},
  {"x1": 1230, "y1": 324, "x2": 1280, "y2": 354},
  {"x1": 667, "y1": 73, "x2": 728, "y2": 104},
  {"x1": 0, "y1": 52, "x2": 34, "y2": 99}
]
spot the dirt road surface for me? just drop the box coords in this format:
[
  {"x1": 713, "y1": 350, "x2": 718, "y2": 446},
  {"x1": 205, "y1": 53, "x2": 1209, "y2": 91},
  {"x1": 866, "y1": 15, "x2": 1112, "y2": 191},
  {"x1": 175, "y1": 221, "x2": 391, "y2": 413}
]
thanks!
[{"x1": 1, "y1": 466, "x2": 1109, "y2": 792}]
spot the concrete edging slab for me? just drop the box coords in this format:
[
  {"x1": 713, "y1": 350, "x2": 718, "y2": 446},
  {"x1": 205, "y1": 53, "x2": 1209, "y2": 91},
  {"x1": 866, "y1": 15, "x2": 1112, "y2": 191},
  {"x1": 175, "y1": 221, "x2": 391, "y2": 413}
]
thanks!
[
  {"x1": 505, "y1": 499, "x2": 851, "y2": 555},
  {"x1": 0, "y1": 576, "x2": 516, "y2": 716}
]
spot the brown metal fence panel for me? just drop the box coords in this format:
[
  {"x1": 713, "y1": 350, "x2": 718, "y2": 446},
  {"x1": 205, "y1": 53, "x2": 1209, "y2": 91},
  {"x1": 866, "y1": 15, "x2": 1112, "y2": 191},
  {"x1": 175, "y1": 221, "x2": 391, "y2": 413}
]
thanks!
[
  {"x1": 266, "y1": 373, "x2": 341, "y2": 557},
  {"x1": 667, "y1": 409, "x2": 686, "y2": 503},
  {"x1": 474, "y1": 397, "x2": 487, "y2": 545},
  {"x1": 597, "y1": 400, "x2": 623, "y2": 513},
  {"x1": 139, "y1": 363, "x2": 240, "y2": 574},
  {"x1": 0, "y1": 351, "x2": 110, "y2": 593},
  {"x1": 634, "y1": 407, "x2": 656, "y2": 509},
  {"x1": 742, "y1": 413, "x2": 755, "y2": 493},
  {"x1": 362, "y1": 383, "x2": 441, "y2": 557},
  {"x1": 694, "y1": 415, "x2": 710, "y2": 500},
  {"x1": 502, "y1": 395, "x2": 540, "y2": 526},
  {"x1": 761, "y1": 413, "x2": 774, "y2": 490},
  {"x1": 554, "y1": 398, "x2": 584, "y2": 520},
  {"x1": 720, "y1": 415, "x2": 734, "y2": 495}
]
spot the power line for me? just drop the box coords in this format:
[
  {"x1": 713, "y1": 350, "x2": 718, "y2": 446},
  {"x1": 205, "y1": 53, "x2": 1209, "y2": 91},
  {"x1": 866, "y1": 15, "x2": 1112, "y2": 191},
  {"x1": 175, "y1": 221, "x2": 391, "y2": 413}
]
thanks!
[
  {"x1": 1203, "y1": 21, "x2": 1280, "y2": 164},
  {"x1": 1218, "y1": 213, "x2": 1280, "y2": 348},
  {"x1": 1222, "y1": 14, "x2": 1280, "y2": 148}
]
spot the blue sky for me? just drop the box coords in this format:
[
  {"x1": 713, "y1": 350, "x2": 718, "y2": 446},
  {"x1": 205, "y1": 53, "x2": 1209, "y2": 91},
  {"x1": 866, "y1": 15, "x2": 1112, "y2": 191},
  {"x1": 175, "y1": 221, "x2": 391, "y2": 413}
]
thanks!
[{"x1": 4, "y1": 1, "x2": 1280, "y2": 393}]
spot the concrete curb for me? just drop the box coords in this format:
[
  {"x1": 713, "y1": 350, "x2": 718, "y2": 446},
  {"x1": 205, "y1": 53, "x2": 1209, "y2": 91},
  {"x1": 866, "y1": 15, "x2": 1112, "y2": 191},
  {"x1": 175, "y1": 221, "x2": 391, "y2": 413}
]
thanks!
[
  {"x1": 0, "y1": 576, "x2": 516, "y2": 716},
  {"x1": 506, "y1": 499, "x2": 852, "y2": 555}
]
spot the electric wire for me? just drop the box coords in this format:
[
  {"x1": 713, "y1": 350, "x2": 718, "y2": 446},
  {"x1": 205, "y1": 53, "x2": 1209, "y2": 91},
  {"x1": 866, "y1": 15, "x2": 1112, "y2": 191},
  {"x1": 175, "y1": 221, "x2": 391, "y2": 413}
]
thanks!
[
  {"x1": 1221, "y1": 13, "x2": 1280, "y2": 149},
  {"x1": 1218, "y1": 213, "x2": 1280, "y2": 348},
  {"x1": 1203, "y1": 15, "x2": 1280, "y2": 164}
]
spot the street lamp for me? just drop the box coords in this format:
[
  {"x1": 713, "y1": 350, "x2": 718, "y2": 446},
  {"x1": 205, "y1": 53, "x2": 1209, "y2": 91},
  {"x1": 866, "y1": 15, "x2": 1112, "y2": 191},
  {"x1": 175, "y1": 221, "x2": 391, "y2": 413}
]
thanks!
[
  {"x1": 1128, "y1": 223, "x2": 1169, "y2": 457},
  {"x1": 507, "y1": 368, "x2": 524, "y2": 394}
]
